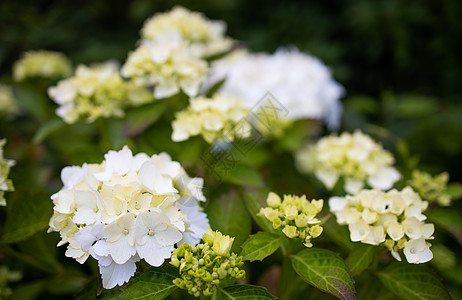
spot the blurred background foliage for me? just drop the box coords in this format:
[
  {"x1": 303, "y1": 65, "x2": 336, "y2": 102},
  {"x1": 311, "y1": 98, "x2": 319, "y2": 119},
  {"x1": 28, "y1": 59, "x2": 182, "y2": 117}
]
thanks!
[
  {"x1": 1, "y1": 0, "x2": 461, "y2": 180},
  {"x1": 1, "y1": 0, "x2": 462, "y2": 299}
]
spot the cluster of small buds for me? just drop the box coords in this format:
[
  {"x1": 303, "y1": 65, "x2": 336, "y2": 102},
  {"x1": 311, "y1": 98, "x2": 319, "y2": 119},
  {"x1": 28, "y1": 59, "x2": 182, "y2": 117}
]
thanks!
[
  {"x1": 329, "y1": 187, "x2": 435, "y2": 264},
  {"x1": 170, "y1": 229, "x2": 245, "y2": 297},
  {"x1": 0, "y1": 266, "x2": 21, "y2": 299},
  {"x1": 171, "y1": 94, "x2": 250, "y2": 144},
  {"x1": 48, "y1": 61, "x2": 153, "y2": 123},
  {"x1": 13, "y1": 50, "x2": 72, "y2": 81},
  {"x1": 296, "y1": 130, "x2": 401, "y2": 194},
  {"x1": 0, "y1": 85, "x2": 17, "y2": 116},
  {"x1": 259, "y1": 192, "x2": 324, "y2": 247},
  {"x1": 141, "y1": 6, "x2": 233, "y2": 58},
  {"x1": 409, "y1": 170, "x2": 452, "y2": 206},
  {"x1": 0, "y1": 139, "x2": 14, "y2": 206}
]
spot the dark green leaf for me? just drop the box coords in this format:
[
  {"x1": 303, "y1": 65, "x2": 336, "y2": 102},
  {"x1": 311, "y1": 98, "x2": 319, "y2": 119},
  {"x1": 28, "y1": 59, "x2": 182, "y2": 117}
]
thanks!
[
  {"x1": 346, "y1": 244, "x2": 375, "y2": 275},
  {"x1": 206, "y1": 190, "x2": 252, "y2": 253},
  {"x1": 290, "y1": 248, "x2": 355, "y2": 300},
  {"x1": 213, "y1": 284, "x2": 276, "y2": 300},
  {"x1": 278, "y1": 257, "x2": 312, "y2": 300},
  {"x1": 218, "y1": 164, "x2": 264, "y2": 187},
  {"x1": 321, "y1": 217, "x2": 355, "y2": 252},
  {"x1": 447, "y1": 183, "x2": 462, "y2": 200},
  {"x1": 426, "y1": 208, "x2": 462, "y2": 246},
  {"x1": 124, "y1": 101, "x2": 166, "y2": 137},
  {"x1": 33, "y1": 118, "x2": 67, "y2": 143},
  {"x1": 377, "y1": 263, "x2": 451, "y2": 300},
  {"x1": 241, "y1": 232, "x2": 283, "y2": 261},
  {"x1": 241, "y1": 187, "x2": 279, "y2": 235},
  {"x1": 395, "y1": 94, "x2": 438, "y2": 118}
]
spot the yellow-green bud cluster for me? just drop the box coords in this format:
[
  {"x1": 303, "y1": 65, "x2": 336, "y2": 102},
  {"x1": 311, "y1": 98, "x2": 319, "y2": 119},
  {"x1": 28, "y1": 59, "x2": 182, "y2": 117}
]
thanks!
[
  {"x1": 170, "y1": 229, "x2": 245, "y2": 297},
  {"x1": 296, "y1": 130, "x2": 401, "y2": 194},
  {"x1": 409, "y1": 170, "x2": 451, "y2": 206},
  {"x1": 0, "y1": 85, "x2": 17, "y2": 115},
  {"x1": 48, "y1": 62, "x2": 153, "y2": 123},
  {"x1": 13, "y1": 50, "x2": 72, "y2": 81},
  {"x1": 329, "y1": 187, "x2": 434, "y2": 264},
  {"x1": 0, "y1": 266, "x2": 21, "y2": 300},
  {"x1": 0, "y1": 139, "x2": 14, "y2": 206},
  {"x1": 171, "y1": 94, "x2": 250, "y2": 144},
  {"x1": 259, "y1": 192, "x2": 324, "y2": 247}
]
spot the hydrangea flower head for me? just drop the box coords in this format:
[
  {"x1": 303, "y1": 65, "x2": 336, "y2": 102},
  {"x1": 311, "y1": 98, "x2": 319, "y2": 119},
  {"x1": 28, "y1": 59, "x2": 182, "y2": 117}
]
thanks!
[
  {"x1": 13, "y1": 50, "x2": 72, "y2": 81},
  {"x1": 203, "y1": 48, "x2": 344, "y2": 129},
  {"x1": 170, "y1": 229, "x2": 245, "y2": 297},
  {"x1": 259, "y1": 192, "x2": 324, "y2": 247},
  {"x1": 141, "y1": 6, "x2": 233, "y2": 57},
  {"x1": 329, "y1": 187, "x2": 434, "y2": 264},
  {"x1": 297, "y1": 130, "x2": 401, "y2": 194},
  {"x1": 171, "y1": 94, "x2": 250, "y2": 143},
  {"x1": 0, "y1": 139, "x2": 14, "y2": 206},
  {"x1": 48, "y1": 146, "x2": 210, "y2": 289},
  {"x1": 48, "y1": 62, "x2": 153, "y2": 123}
]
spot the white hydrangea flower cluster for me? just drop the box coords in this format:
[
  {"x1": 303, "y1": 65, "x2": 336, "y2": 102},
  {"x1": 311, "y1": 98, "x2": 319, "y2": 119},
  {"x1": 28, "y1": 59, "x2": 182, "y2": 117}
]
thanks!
[
  {"x1": 202, "y1": 48, "x2": 344, "y2": 129},
  {"x1": 13, "y1": 50, "x2": 72, "y2": 81},
  {"x1": 141, "y1": 6, "x2": 233, "y2": 58},
  {"x1": 121, "y1": 33, "x2": 208, "y2": 99},
  {"x1": 0, "y1": 85, "x2": 17, "y2": 115},
  {"x1": 329, "y1": 187, "x2": 434, "y2": 264},
  {"x1": 48, "y1": 146, "x2": 210, "y2": 289},
  {"x1": 296, "y1": 130, "x2": 401, "y2": 194},
  {"x1": 171, "y1": 94, "x2": 250, "y2": 144},
  {"x1": 48, "y1": 62, "x2": 153, "y2": 123},
  {"x1": 0, "y1": 139, "x2": 14, "y2": 206}
]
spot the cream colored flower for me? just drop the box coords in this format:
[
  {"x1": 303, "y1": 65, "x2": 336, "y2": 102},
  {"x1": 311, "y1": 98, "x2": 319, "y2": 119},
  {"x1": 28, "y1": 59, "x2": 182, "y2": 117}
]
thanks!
[{"x1": 13, "y1": 50, "x2": 72, "y2": 81}]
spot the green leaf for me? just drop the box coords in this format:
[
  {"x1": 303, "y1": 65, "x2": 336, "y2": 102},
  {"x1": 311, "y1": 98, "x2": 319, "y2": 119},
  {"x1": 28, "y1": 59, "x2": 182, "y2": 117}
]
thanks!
[
  {"x1": 377, "y1": 263, "x2": 451, "y2": 300},
  {"x1": 116, "y1": 265, "x2": 178, "y2": 300},
  {"x1": 241, "y1": 187, "x2": 279, "y2": 235},
  {"x1": 346, "y1": 244, "x2": 375, "y2": 275},
  {"x1": 213, "y1": 285, "x2": 276, "y2": 300},
  {"x1": 217, "y1": 164, "x2": 264, "y2": 187},
  {"x1": 447, "y1": 182, "x2": 462, "y2": 200},
  {"x1": 395, "y1": 94, "x2": 438, "y2": 118},
  {"x1": 290, "y1": 248, "x2": 355, "y2": 300},
  {"x1": 426, "y1": 208, "x2": 462, "y2": 246},
  {"x1": 2, "y1": 192, "x2": 53, "y2": 243},
  {"x1": 206, "y1": 190, "x2": 252, "y2": 253},
  {"x1": 123, "y1": 101, "x2": 166, "y2": 137},
  {"x1": 321, "y1": 217, "x2": 355, "y2": 252},
  {"x1": 33, "y1": 118, "x2": 67, "y2": 143},
  {"x1": 241, "y1": 232, "x2": 284, "y2": 261},
  {"x1": 278, "y1": 257, "x2": 312, "y2": 300}
]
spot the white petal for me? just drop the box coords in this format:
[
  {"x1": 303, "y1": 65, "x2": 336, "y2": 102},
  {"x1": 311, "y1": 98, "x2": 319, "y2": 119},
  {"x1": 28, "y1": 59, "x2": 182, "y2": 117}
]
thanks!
[
  {"x1": 136, "y1": 236, "x2": 173, "y2": 267},
  {"x1": 107, "y1": 236, "x2": 136, "y2": 264},
  {"x1": 100, "y1": 258, "x2": 137, "y2": 289},
  {"x1": 328, "y1": 196, "x2": 347, "y2": 212},
  {"x1": 155, "y1": 227, "x2": 183, "y2": 246},
  {"x1": 75, "y1": 227, "x2": 96, "y2": 251}
]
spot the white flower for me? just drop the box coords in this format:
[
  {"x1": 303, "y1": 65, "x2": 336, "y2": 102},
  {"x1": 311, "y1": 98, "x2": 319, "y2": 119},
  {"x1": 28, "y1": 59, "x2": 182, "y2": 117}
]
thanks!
[
  {"x1": 203, "y1": 48, "x2": 344, "y2": 129},
  {"x1": 100, "y1": 255, "x2": 139, "y2": 289},
  {"x1": 103, "y1": 213, "x2": 137, "y2": 264},
  {"x1": 403, "y1": 238, "x2": 433, "y2": 264},
  {"x1": 135, "y1": 210, "x2": 182, "y2": 267},
  {"x1": 73, "y1": 189, "x2": 102, "y2": 225}
]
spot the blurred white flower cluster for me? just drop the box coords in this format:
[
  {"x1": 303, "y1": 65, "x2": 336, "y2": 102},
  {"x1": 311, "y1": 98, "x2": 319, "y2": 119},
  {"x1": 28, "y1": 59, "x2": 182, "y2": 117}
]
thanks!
[
  {"x1": 48, "y1": 62, "x2": 153, "y2": 123},
  {"x1": 296, "y1": 130, "x2": 401, "y2": 194},
  {"x1": 141, "y1": 6, "x2": 233, "y2": 58},
  {"x1": 329, "y1": 187, "x2": 434, "y2": 264},
  {"x1": 0, "y1": 139, "x2": 14, "y2": 206},
  {"x1": 171, "y1": 94, "x2": 250, "y2": 143},
  {"x1": 122, "y1": 6, "x2": 234, "y2": 99},
  {"x1": 203, "y1": 48, "x2": 344, "y2": 129},
  {"x1": 0, "y1": 85, "x2": 17, "y2": 116},
  {"x1": 13, "y1": 50, "x2": 72, "y2": 81},
  {"x1": 48, "y1": 146, "x2": 210, "y2": 288}
]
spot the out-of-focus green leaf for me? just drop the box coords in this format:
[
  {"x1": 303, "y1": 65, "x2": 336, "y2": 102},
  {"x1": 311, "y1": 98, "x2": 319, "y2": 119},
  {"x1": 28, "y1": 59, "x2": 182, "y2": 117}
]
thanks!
[
  {"x1": 278, "y1": 257, "x2": 312, "y2": 300},
  {"x1": 33, "y1": 118, "x2": 67, "y2": 143},
  {"x1": 2, "y1": 192, "x2": 53, "y2": 243},
  {"x1": 426, "y1": 208, "x2": 462, "y2": 246},
  {"x1": 395, "y1": 94, "x2": 439, "y2": 118},
  {"x1": 447, "y1": 183, "x2": 462, "y2": 200},
  {"x1": 206, "y1": 190, "x2": 251, "y2": 253},
  {"x1": 355, "y1": 271, "x2": 397, "y2": 300},
  {"x1": 123, "y1": 101, "x2": 166, "y2": 137},
  {"x1": 241, "y1": 232, "x2": 283, "y2": 261},
  {"x1": 346, "y1": 244, "x2": 375, "y2": 276},
  {"x1": 344, "y1": 95, "x2": 379, "y2": 114},
  {"x1": 212, "y1": 284, "x2": 276, "y2": 300},
  {"x1": 217, "y1": 164, "x2": 264, "y2": 187},
  {"x1": 241, "y1": 187, "x2": 279, "y2": 235},
  {"x1": 74, "y1": 276, "x2": 122, "y2": 300},
  {"x1": 377, "y1": 263, "x2": 450, "y2": 300},
  {"x1": 321, "y1": 217, "x2": 355, "y2": 252},
  {"x1": 290, "y1": 248, "x2": 355, "y2": 300}
]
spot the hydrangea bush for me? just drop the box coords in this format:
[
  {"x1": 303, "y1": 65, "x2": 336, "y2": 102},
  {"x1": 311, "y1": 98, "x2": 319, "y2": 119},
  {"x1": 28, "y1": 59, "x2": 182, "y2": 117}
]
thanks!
[{"x1": 1, "y1": 4, "x2": 461, "y2": 300}]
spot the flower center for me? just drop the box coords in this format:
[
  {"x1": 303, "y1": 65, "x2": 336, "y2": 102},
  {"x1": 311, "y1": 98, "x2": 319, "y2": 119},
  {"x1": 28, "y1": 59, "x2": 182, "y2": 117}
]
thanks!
[
  {"x1": 359, "y1": 230, "x2": 365, "y2": 235},
  {"x1": 122, "y1": 229, "x2": 129, "y2": 235},
  {"x1": 410, "y1": 248, "x2": 416, "y2": 254},
  {"x1": 148, "y1": 230, "x2": 155, "y2": 236},
  {"x1": 116, "y1": 210, "x2": 121, "y2": 216},
  {"x1": 93, "y1": 207, "x2": 98, "y2": 213},
  {"x1": 135, "y1": 204, "x2": 141, "y2": 210},
  {"x1": 408, "y1": 228, "x2": 413, "y2": 233}
]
